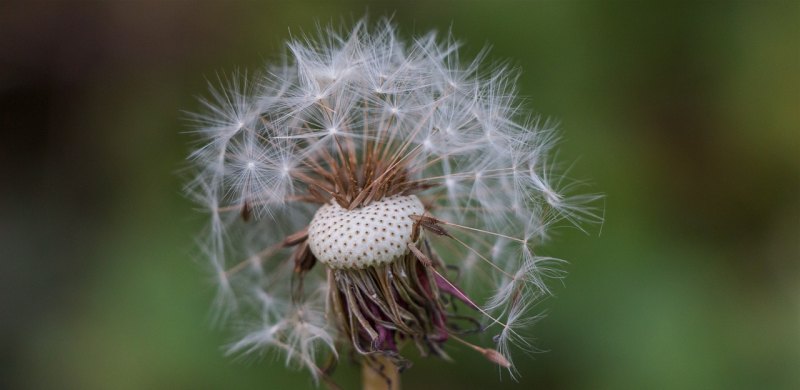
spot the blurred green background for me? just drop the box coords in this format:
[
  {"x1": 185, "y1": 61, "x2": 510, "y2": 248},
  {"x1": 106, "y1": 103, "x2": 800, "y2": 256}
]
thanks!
[{"x1": 2, "y1": 1, "x2": 798, "y2": 389}]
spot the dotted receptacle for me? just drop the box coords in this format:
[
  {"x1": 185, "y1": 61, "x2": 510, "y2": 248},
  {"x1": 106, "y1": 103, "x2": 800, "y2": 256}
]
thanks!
[{"x1": 307, "y1": 195, "x2": 424, "y2": 269}]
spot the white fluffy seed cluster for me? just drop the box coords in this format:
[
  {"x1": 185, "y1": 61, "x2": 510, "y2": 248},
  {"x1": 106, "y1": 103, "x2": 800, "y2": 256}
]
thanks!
[
  {"x1": 307, "y1": 195, "x2": 424, "y2": 269},
  {"x1": 186, "y1": 18, "x2": 600, "y2": 380}
]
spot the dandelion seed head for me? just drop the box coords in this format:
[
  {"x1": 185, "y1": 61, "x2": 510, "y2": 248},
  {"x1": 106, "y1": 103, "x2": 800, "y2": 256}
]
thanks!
[{"x1": 186, "y1": 17, "x2": 599, "y2": 382}]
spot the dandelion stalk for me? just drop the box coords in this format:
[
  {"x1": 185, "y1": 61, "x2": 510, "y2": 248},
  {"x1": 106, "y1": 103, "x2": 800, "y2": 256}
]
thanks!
[
  {"x1": 362, "y1": 355, "x2": 400, "y2": 390},
  {"x1": 186, "y1": 17, "x2": 600, "y2": 387}
]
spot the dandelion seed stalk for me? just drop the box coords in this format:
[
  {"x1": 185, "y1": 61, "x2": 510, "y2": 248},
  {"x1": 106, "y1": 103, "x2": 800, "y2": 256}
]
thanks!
[{"x1": 362, "y1": 355, "x2": 400, "y2": 390}]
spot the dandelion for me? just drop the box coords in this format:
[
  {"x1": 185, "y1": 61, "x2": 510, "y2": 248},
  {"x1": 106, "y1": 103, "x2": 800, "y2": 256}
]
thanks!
[{"x1": 185, "y1": 18, "x2": 600, "y2": 389}]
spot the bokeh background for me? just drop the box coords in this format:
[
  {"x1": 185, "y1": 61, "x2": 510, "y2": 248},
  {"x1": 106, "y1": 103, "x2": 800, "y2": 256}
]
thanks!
[{"x1": 2, "y1": 1, "x2": 798, "y2": 389}]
